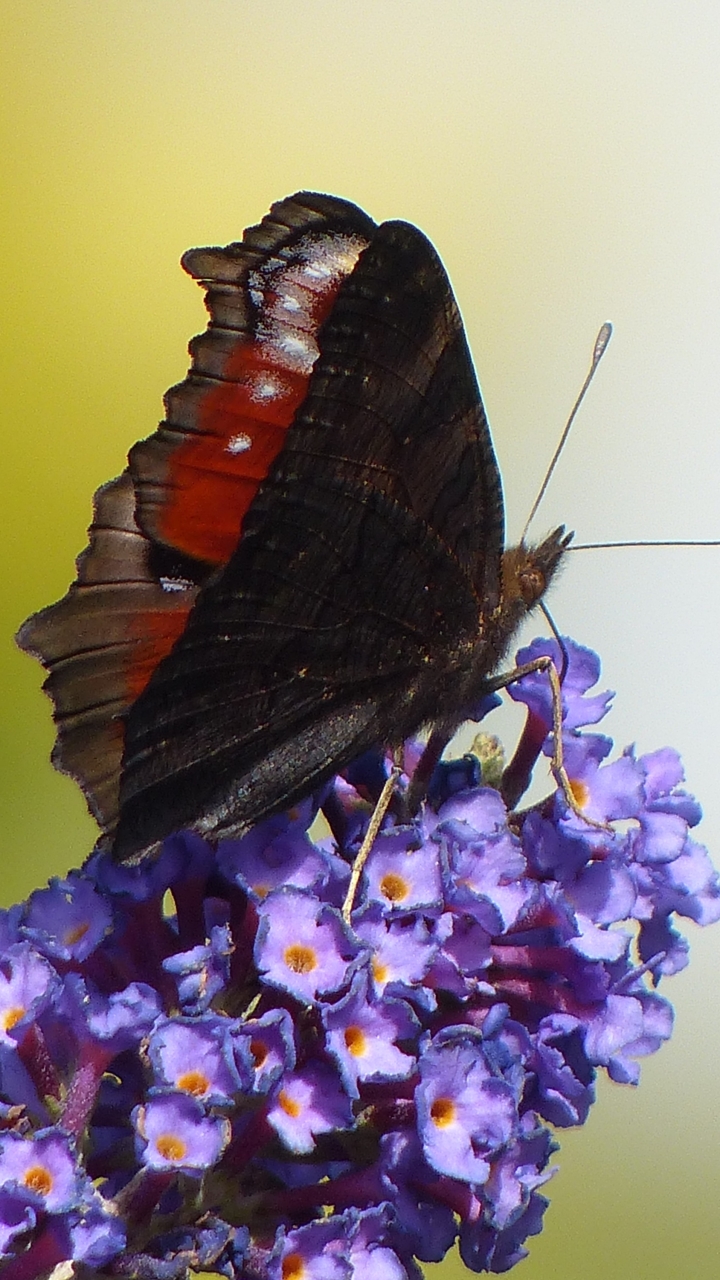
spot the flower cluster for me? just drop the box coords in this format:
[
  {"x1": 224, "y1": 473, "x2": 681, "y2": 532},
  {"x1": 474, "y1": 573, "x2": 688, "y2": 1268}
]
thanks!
[{"x1": 1, "y1": 638, "x2": 718, "y2": 1279}]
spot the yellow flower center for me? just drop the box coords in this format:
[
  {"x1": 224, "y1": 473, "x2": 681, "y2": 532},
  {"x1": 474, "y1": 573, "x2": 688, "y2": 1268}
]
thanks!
[
  {"x1": 569, "y1": 778, "x2": 590, "y2": 809},
  {"x1": 278, "y1": 1089, "x2": 301, "y2": 1118},
  {"x1": 430, "y1": 1097, "x2": 456, "y2": 1127},
  {"x1": 284, "y1": 944, "x2": 318, "y2": 974},
  {"x1": 23, "y1": 1165, "x2": 53, "y2": 1196},
  {"x1": 2, "y1": 1006, "x2": 25, "y2": 1031},
  {"x1": 282, "y1": 1252, "x2": 306, "y2": 1280},
  {"x1": 379, "y1": 872, "x2": 409, "y2": 903},
  {"x1": 64, "y1": 921, "x2": 90, "y2": 946},
  {"x1": 177, "y1": 1070, "x2": 210, "y2": 1097},
  {"x1": 344, "y1": 1025, "x2": 367, "y2": 1057},
  {"x1": 155, "y1": 1134, "x2": 188, "y2": 1162}
]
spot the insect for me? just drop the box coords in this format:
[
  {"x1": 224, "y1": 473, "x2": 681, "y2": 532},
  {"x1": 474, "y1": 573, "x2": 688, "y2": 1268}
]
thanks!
[{"x1": 17, "y1": 190, "x2": 573, "y2": 865}]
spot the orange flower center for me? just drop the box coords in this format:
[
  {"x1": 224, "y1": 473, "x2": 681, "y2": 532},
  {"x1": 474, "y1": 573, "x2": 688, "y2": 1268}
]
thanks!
[
  {"x1": 24, "y1": 1166, "x2": 53, "y2": 1196},
  {"x1": 569, "y1": 778, "x2": 590, "y2": 809},
  {"x1": 2, "y1": 1006, "x2": 25, "y2": 1031},
  {"x1": 284, "y1": 944, "x2": 317, "y2": 974},
  {"x1": 430, "y1": 1097, "x2": 456, "y2": 1127},
  {"x1": 155, "y1": 1134, "x2": 188, "y2": 1162},
  {"x1": 64, "y1": 921, "x2": 90, "y2": 946},
  {"x1": 344, "y1": 1025, "x2": 367, "y2": 1057},
  {"x1": 177, "y1": 1070, "x2": 210, "y2": 1097},
  {"x1": 379, "y1": 872, "x2": 409, "y2": 903},
  {"x1": 282, "y1": 1252, "x2": 306, "y2": 1280},
  {"x1": 278, "y1": 1089, "x2": 301, "y2": 1118},
  {"x1": 250, "y1": 1038, "x2": 268, "y2": 1067}
]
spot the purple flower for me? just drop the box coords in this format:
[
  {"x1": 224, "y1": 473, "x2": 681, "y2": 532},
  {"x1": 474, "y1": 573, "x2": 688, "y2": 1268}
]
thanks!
[
  {"x1": 378, "y1": 1130, "x2": 459, "y2": 1263},
  {"x1": 0, "y1": 1188, "x2": 37, "y2": 1255},
  {"x1": 134, "y1": 1092, "x2": 230, "y2": 1172},
  {"x1": 0, "y1": 1130, "x2": 84, "y2": 1214},
  {"x1": 459, "y1": 1190, "x2": 548, "y2": 1273},
  {"x1": 435, "y1": 789, "x2": 535, "y2": 930},
  {"x1": 255, "y1": 888, "x2": 365, "y2": 1004},
  {"x1": 266, "y1": 1063, "x2": 354, "y2": 1153},
  {"x1": 64, "y1": 1193, "x2": 127, "y2": 1266},
  {"x1": 218, "y1": 809, "x2": 347, "y2": 901},
  {"x1": 353, "y1": 906, "x2": 438, "y2": 1005},
  {"x1": 583, "y1": 989, "x2": 673, "y2": 1084},
  {"x1": 554, "y1": 734, "x2": 644, "y2": 829},
  {"x1": 232, "y1": 1008, "x2": 296, "y2": 1094},
  {"x1": 62, "y1": 976, "x2": 162, "y2": 1052},
  {"x1": 163, "y1": 920, "x2": 233, "y2": 1012},
  {"x1": 482, "y1": 1112, "x2": 557, "y2": 1230},
  {"x1": 147, "y1": 1015, "x2": 242, "y2": 1102},
  {"x1": 270, "y1": 1216, "x2": 352, "y2": 1280},
  {"x1": 509, "y1": 636, "x2": 614, "y2": 730},
  {"x1": 346, "y1": 1206, "x2": 412, "y2": 1280},
  {"x1": 322, "y1": 970, "x2": 418, "y2": 1097},
  {"x1": 0, "y1": 944, "x2": 58, "y2": 1046},
  {"x1": 526, "y1": 1015, "x2": 595, "y2": 1127},
  {"x1": 415, "y1": 1030, "x2": 519, "y2": 1183},
  {"x1": 359, "y1": 829, "x2": 443, "y2": 915},
  {"x1": 22, "y1": 875, "x2": 113, "y2": 962}
]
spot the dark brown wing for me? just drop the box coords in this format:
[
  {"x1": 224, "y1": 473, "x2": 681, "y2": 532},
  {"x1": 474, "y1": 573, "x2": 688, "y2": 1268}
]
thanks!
[
  {"x1": 115, "y1": 217, "x2": 505, "y2": 861},
  {"x1": 16, "y1": 473, "x2": 200, "y2": 832},
  {"x1": 15, "y1": 193, "x2": 377, "y2": 839}
]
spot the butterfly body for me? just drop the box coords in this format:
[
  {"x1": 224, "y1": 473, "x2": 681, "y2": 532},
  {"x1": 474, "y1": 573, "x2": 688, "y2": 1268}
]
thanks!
[{"x1": 17, "y1": 192, "x2": 570, "y2": 864}]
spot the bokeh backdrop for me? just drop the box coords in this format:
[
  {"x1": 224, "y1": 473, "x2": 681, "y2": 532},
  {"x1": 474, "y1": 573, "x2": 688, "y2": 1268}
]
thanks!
[{"x1": 3, "y1": 4, "x2": 720, "y2": 1277}]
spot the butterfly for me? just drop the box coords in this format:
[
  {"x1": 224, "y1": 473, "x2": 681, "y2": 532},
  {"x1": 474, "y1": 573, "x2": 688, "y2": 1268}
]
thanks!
[{"x1": 17, "y1": 191, "x2": 570, "y2": 864}]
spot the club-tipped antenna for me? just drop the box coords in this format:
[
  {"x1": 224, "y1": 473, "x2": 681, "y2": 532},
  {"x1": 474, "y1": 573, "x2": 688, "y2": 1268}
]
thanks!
[{"x1": 521, "y1": 322, "x2": 613, "y2": 544}]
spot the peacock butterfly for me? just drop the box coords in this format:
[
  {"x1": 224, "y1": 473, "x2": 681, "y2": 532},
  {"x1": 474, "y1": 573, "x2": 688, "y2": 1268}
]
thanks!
[{"x1": 17, "y1": 191, "x2": 570, "y2": 863}]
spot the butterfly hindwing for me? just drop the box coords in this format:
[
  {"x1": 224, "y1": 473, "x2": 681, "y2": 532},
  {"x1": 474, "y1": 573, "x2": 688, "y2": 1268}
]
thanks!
[{"x1": 15, "y1": 472, "x2": 201, "y2": 832}]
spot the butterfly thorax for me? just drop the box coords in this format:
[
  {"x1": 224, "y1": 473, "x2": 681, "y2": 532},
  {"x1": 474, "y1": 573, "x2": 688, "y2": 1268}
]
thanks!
[{"x1": 477, "y1": 524, "x2": 573, "y2": 674}]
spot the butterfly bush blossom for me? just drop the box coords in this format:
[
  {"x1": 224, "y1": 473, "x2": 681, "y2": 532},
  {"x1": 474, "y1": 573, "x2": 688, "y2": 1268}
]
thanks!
[{"x1": 1, "y1": 637, "x2": 718, "y2": 1279}]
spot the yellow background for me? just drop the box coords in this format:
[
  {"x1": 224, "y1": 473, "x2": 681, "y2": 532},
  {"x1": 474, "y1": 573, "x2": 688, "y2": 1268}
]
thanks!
[{"x1": 3, "y1": 4, "x2": 720, "y2": 1276}]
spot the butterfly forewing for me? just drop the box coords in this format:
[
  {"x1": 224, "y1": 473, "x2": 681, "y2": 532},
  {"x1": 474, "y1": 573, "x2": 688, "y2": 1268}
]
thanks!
[
  {"x1": 18, "y1": 192, "x2": 539, "y2": 866},
  {"x1": 115, "y1": 217, "x2": 505, "y2": 860}
]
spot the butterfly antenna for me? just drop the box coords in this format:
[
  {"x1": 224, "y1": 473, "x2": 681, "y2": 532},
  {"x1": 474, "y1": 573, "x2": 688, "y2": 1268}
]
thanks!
[
  {"x1": 521, "y1": 322, "x2": 613, "y2": 544},
  {"x1": 570, "y1": 538, "x2": 720, "y2": 550}
]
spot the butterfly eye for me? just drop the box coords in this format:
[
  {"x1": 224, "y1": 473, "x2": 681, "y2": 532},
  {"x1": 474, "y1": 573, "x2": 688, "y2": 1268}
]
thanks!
[{"x1": 517, "y1": 564, "x2": 546, "y2": 606}]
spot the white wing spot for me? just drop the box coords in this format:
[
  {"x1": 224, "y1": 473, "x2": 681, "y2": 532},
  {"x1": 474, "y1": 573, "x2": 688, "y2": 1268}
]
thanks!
[
  {"x1": 278, "y1": 292, "x2": 302, "y2": 312},
  {"x1": 247, "y1": 373, "x2": 285, "y2": 402},
  {"x1": 303, "y1": 258, "x2": 333, "y2": 281},
  {"x1": 226, "y1": 432, "x2": 253, "y2": 454},
  {"x1": 160, "y1": 576, "x2": 194, "y2": 593}
]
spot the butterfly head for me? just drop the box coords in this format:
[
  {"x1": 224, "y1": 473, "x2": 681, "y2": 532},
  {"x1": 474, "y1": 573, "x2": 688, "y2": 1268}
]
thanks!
[{"x1": 501, "y1": 525, "x2": 574, "y2": 613}]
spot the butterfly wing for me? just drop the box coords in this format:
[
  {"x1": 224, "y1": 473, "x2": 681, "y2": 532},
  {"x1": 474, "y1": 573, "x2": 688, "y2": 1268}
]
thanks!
[
  {"x1": 115, "y1": 215, "x2": 505, "y2": 860},
  {"x1": 15, "y1": 471, "x2": 200, "y2": 833},
  {"x1": 17, "y1": 193, "x2": 507, "y2": 863},
  {"x1": 16, "y1": 193, "x2": 376, "y2": 836}
]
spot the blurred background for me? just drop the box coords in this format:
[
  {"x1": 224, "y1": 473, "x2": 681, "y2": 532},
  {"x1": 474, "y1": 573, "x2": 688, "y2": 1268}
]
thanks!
[{"x1": 3, "y1": 3, "x2": 720, "y2": 1276}]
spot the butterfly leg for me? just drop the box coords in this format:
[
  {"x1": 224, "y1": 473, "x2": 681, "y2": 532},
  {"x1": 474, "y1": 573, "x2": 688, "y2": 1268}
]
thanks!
[
  {"x1": 487, "y1": 656, "x2": 610, "y2": 831},
  {"x1": 342, "y1": 767, "x2": 402, "y2": 923}
]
